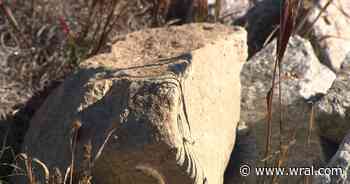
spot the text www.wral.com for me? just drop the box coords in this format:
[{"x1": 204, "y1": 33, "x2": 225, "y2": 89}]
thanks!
[{"x1": 239, "y1": 164, "x2": 343, "y2": 177}]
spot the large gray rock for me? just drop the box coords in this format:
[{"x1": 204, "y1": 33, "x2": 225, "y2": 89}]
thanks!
[
  {"x1": 316, "y1": 54, "x2": 350, "y2": 144},
  {"x1": 241, "y1": 36, "x2": 336, "y2": 114},
  {"x1": 314, "y1": 132, "x2": 350, "y2": 184},
  {"x1": 13, "y1": 23, "x2": 247, "y2": 184},
  {"x1": 238, "y1": 36, "x2": 335, "y2": 183}
]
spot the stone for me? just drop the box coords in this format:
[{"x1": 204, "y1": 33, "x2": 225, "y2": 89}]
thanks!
[
  {"x1": 341, "y1": 52, "x2": 350, "y2": 71},
  {"x1": 241, "y1": 36, "x2": 336, "y2": 112},
  {"x1": 314, "y1": 133, "x2": 350, "y2": 184},
  {"x1": 315, "y1": 55, "x2": 350, "y2": 144},
  {"x1": 307, "y1": 0, "x2": 350, "y2": 71},
  {"x1": 208, "y1": 0, "x2": 251, "y2": 22},
  {"x1": 13, "y1": 23, "x2": 247, "y2": 184},
  {"x1": 240, "y1": 36, "x2": 335, "y2": 183}
]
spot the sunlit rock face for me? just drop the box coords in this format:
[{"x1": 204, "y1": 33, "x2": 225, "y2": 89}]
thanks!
[
  {"x1": 12, "y1": 23, "x2": 248, "y2": 184},
  {"x1": 307, "y1": 0, "x2": 350, "y2": 71}
]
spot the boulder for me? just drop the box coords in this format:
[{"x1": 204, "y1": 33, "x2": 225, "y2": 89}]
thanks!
[
  {"x1": 239, "y1": 36, "x2": 335, "y2": 182},
  {"x1": 307, "y1": 0, "x2": 350, "y2": 71},
  {"x1": 315, "y1": 54, "x2": 350, "y2": 144},
  {"x1": 241, "y1": 36, "x2": 336, "y2": 118},
  {"x1": 13, "y1": 23, "x2": 247, "y2": 184},
  {"x1": 314, "y1": 132, "x2": 350, "y2": 184}
]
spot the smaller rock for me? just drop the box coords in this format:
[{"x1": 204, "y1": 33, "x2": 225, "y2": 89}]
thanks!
[
  {"x1": 236, "y1": 120, "x2": 249, "y2": 136},
  {"x1": 340, "y1": 52, "x2": 350, "y2": 71},
  {"x1": 221, "y1": 0, "x2": 250, "y2": 16},
  {"x1": 307, "y1": 0, "x2": 350, "y2": 71},
  {"x1": 213, "y1": 0, "x2": 251, "y2": 21},
  {"x1": 316, "y1": 54, "x2": 350, "y2": 144},
  {"x1": 314, "y1": 133, "x2": 350, "y2": 183}
]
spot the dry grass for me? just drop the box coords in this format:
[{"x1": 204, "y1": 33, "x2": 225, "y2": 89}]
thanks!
[
  {"x1": 0, "y1": 0, "x2": 212, "y2": 119},
  {"x1": 0, "y1": 1, "x2": 211, "y2": 183},
  {"x1": 10, "y1": 127, "x2": 92, "y2": 184},
  {"x1": 0, "y1": 0, "x2": 174, "y2": 119}
]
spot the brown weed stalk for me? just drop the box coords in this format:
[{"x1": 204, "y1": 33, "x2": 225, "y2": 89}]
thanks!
[
  {"x1": 263, "y1": 0, "x2": 299, "y2": 183},
  {"x1": 69, "y1": 120, "x2": 82, "y2": 184},
  {"x1": 262, "y1": 0, "x2": 337, "y2": 183}
]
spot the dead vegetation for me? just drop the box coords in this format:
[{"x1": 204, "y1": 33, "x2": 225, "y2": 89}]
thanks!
[
  {"x1": 258, "y1": 0, "x2": 345, "y2": 183},
  {"x1": 0, "y1": 0, "x2": 212, "y2": 183},
  {"x1": 10, "y1": 123, "x2": 93, "y2": 184},
  {"x1": 0, "y1": 0, "x2": 165, "y2": 118}
]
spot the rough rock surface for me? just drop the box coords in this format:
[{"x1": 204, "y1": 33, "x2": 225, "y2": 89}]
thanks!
[
  {"x1": 208, "y1": 0, "x2": 251, "y2": 22},
  {"x1": 220, "y1": 0, "x2": 250, "y2": 17},
  {"x1": 308, "y1": 0, "x2": 350, "y2": 71},
  {"x1": 241, "y1": 36, "x2": 336, "y2": 113},
  {"x1": 13, "y1": 23, "x2": 247, "y2": 184},
  {"x1": 238, "y1": 36, "x2": 335, "y2": 182},
  {"x1": 341, "y1": 52, "x2": 350, "y2": 70},
  {"x1": 314, "y1": 133, "x2": 350, "y2": 184},
  {"x1": 316, "y1": 55, "x2": 350, "y2": 144}
]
